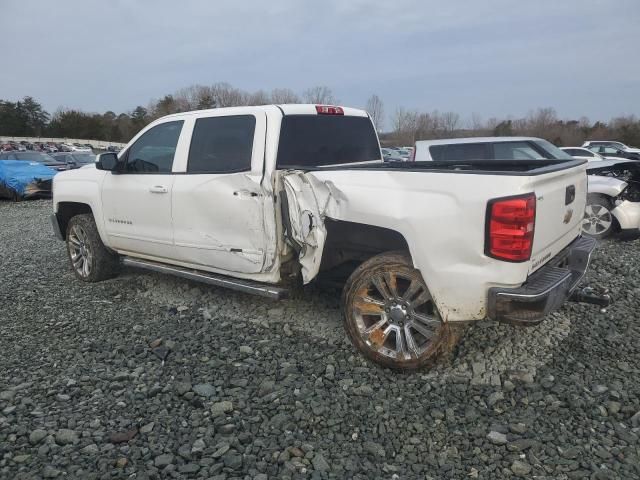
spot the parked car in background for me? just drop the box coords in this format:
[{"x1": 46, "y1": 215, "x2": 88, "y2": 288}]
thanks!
[
  {"x1": 585, "y1": 144, "x2": 640, "y2": 161},
  {"x1": 381, "y1": 148, "x2": 405, "y2": 162},
  {"x1": 560, "y1": 147, "x2": 628, "y2": 162},
  {"x1": 583, "y1": 140, "x2": 640, "y2": 154},
  {"x1": 51, "y1": 152, "x2": 96, "y2": 169},
  {"x1": 583, "y1": 159, "x2": 640, "y2": 238},
  {"x1": 0, "y1": 151, "x2": 68, "y2": 171},
  {"x1": 0, "y1": 160, "x2": 56, "y2": 201},
  {"x1": 413, "y1": 136, "x2": 570, "y2": 162}
]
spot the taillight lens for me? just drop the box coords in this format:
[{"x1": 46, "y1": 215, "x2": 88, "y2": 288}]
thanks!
[
  {"x1": 486, "y1": 193, "x2": 536, "y2": 262},
  {"x1": 315, "y1": 105, "x2": 344, "y2": 115},
  {"x1": 410, "y1": 147, "x2": 416, "y2": 161}
]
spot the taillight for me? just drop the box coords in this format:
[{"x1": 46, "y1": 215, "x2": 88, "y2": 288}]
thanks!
[
  {"x1": 410, "y1": 147, "x2": 416, "y2": 161},
  {"x1": 315, "y1": 105, "x2": 344, "y2": 115},
  {"x1": 486, "y1": 193, "x2": 536, "y2": 262}
]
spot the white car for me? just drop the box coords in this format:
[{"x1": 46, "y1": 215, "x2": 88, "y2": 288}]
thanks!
[
  {"x1": 51, "y1": 106, "x2": 599, "y2": 369},
  {"x1": 584, "y1": 159, "x2": 640, "y2": 238},
  {"x1": 62, "y1": 143, "x2": 92, "y2": 153},
  {"x1": 560, "y1": 147, "x2": 628, "y2": 162},
  {"x1": 582, "y1": 140, "x2": 640, "y2": 155}
]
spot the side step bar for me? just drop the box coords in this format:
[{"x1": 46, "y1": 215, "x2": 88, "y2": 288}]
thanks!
[{"x1": 122, "y1": 257, "x2": 288, "y2": 300}]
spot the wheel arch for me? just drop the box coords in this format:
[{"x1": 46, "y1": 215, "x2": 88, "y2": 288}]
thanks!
[
  {"x1": 318, "y1": 219, "x2": 412, "y2": 275},
  {"x1": 55, "y1": 202, "x2": 94, "y2": 238}
]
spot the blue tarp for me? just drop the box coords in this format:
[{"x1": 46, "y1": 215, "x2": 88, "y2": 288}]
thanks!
[{"x1": 0, "y1": 160, "x2": 56, "y2": 197}]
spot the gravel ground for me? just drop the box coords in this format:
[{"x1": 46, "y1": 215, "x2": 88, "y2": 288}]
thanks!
[{"x1": 1, "y1": 199, "x2": 639, "y2": 480}]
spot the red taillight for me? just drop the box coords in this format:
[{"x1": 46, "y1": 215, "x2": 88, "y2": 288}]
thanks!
[
  {"x1": 410, "y1": 147, "x2": 416, "y2": 161},
  {"x1": 315, "y1": 105, "x2": 344, "y2": 115},
  {"x1": 486, "y1": 193, "x2": 536, "y2": 262}
]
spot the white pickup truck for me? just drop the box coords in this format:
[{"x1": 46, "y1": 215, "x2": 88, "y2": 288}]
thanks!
[{"x1": 52, "y1": 104, "x2": 600, "y2": 369}]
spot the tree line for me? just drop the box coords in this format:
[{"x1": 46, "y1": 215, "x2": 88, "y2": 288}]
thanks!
[{"x1": 1, "y1": 85, "x2": 639, "y2": 148}]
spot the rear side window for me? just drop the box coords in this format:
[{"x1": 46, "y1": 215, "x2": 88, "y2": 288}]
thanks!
[
  {"x1": 429, "y1": 143, "x2": 491, "y2": 161},
  {"x1": 125, "y1": 120, "x2": 183, "y2": 173},
  {"x1": 187, "y1": 115, "x2": 256, "y2": 173},
  {"x1": 276, "y1": 115, "x2": 381, "y2": 168}
]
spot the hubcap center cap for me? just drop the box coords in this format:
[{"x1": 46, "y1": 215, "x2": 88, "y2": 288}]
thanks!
[{"x1": 389, "y1": 304, "x2": 408, "y2": 325}]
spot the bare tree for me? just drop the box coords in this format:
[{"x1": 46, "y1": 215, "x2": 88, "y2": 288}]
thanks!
[
  {"x1": 245, "y1": 89, "x2": 270, "y2": 106},
  {"x1": 211, "y1": 82, "x2": 245, "y2": 107},
  {"x1": 366, "y1": 94, "x2": 385, "y2": 132},
  {"x1": 440, "y1": 111, "x2": 461, "y2": 137},
  {"x1": 271, "y1": 88, "x2": 300, "y2": 104},
  {"x1": 303, "y1": 86, "x2": 336, "y2": 104}
]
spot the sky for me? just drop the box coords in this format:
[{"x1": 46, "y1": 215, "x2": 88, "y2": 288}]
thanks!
[{"x1": 1, "y1": 0, "x2": 639, "y2": 128}]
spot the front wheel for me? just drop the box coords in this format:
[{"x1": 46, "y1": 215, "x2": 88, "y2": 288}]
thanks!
[
  {"x1": 66, "y1": 214, "x2": 120, "y2": 282},
  {"x1": 342, "y1": 251, "x2": 463, "y2": 370},
  {"x1": 583, "y1": 194, "x2": 616, "y2": 239}
]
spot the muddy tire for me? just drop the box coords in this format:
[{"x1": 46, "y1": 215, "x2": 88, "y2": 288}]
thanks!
[
  {"x1": 66, "y1": 214, "x2": 120, "y2": 282},
  {"x1": 582, "y1": 194, "x2": 616, "y2": 239},
  {"x1": 342, "y1": 251, "x2": 463, "y2": 370}
]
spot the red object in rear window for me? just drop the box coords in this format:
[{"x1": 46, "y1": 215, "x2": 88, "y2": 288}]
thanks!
[
  {"x1": 486, "y1": 193, "x2": 536, "y2": 262},
  {"x1": 315, "y1": 105, "x2": 344, "y2": 115}
]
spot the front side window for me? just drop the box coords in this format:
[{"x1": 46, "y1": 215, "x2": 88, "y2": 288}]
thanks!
[
  {"x1": 187, "y1": 115, "x2": 256, "y2": 173},
  {"x1": 125, "y1": 120, "x2": 183, "y2": 173}
]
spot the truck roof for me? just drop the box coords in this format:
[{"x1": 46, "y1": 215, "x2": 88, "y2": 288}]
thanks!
[{"x1": 158, "y1": 104, "x2": 369, "y2": 122}]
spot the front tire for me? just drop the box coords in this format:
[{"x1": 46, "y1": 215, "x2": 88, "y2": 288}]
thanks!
[
  {"x1": 342, "y1": 251, "x2": 462, "y2": 370},
  {"x1": 66, "y1": 214, "x2": 119, "y2": 282},
  {"x1": 583, "y1": 194, "x2": 616, "y2": 239}
]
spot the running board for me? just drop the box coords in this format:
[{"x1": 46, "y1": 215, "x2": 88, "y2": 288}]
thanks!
[{"x1": 122, "y1": 257, "x2": 288, "y2": 300}]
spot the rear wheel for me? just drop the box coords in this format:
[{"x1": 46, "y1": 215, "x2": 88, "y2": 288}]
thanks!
[
  {"x1": 66, "y1": 214, "x2": 119, "y2": 282},
  {"x1": 342, "y1": 251, "x2": 463, "y2": 370},
  {"x1": 583, "y1": 194, "x2": 616, "y2": 239}
]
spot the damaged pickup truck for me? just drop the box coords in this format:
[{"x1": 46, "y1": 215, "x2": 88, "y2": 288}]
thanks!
[{"x1": 51, "y1": 104, "x2": 605, "y2": 369}]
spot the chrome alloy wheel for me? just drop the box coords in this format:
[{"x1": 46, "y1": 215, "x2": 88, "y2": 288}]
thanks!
[
  {"x1": 352, "y1": 271, "x2": 442, "y2": 361},
  {"x1": 67, "y1": 224, "x2": 93, "y2": 278},
  {"x1": 582, "y1": 203, "x2": 613, "y2": 236}
]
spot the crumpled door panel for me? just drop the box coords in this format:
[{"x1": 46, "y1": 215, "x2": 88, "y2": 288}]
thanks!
[{"x1": 281, "y1": 172, "x2": 329, "y2": 283}]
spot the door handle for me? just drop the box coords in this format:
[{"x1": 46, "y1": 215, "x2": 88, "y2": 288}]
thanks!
[
  {"x1": 149, "y1": 185, "x2": 168, "y2": 194},
  {"x1": 233, "y1": 190, "x2": 260, "y2": 198}
]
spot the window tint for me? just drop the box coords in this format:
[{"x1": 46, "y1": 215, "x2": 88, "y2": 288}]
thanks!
[
  {"x1": 429, "y1": 143, "x2": 491, "y2": 161},
  {"x1": 581, "y1": 150, "x2": 595, "y2": 157},
  {"x1": 187, "y1": 115, "x2": 255, "y2": 173},
  {"x1": 276, "y1": 115, "x2": 381, "y2": 168},
  {"x1": 125, "y1": 121, "x2": 183, "y2": 173}
]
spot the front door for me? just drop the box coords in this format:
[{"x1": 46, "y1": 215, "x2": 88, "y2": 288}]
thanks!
[
  {"x1": 172, "y1": 112, "x2": 272, "y2": 274},
  {"x1": 101, "y1": 120, "x2": 184, "y2": 260}
]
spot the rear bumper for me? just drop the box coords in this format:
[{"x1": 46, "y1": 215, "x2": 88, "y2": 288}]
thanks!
[{"x1": 487, "y1": 236, "x2": 596, "y2": 325}]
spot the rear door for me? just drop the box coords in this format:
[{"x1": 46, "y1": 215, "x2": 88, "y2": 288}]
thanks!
[{"x1": 171, "y1": 111, "x2": 272, "y2": 274}]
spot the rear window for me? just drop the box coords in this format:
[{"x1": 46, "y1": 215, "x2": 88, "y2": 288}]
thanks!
[{"x1": 276, "y1": 115, "x2": 381, "y2": 168}]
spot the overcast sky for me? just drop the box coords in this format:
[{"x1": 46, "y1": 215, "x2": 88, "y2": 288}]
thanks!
[{"x1": 2, "y1": 0, "x2": 639, "y2": 127}]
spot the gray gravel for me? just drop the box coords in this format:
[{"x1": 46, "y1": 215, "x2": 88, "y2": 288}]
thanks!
[{"x1": 1, "y1": 199, "x2": 639, "y2": 479}]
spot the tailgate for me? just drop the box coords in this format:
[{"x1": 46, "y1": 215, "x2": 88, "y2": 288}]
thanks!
[{"x1": 526, "y1": 163, "x2": 587, "y2": 273}]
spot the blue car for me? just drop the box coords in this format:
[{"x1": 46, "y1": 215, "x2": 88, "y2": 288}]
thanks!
[{"x1": 0, "y1": 160, "x2": 57, "y2": 201}]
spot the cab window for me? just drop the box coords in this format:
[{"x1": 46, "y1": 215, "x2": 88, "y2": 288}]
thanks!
[{"x1": 124, "y1": 121, "x2": 183, "y2": 173}]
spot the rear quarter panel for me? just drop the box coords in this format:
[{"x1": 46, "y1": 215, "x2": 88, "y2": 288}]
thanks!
[{"x1": 310, "y1": 166, "x2": 585, "y2": 321}]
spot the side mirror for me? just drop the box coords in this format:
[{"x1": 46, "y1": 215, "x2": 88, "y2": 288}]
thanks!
[{"x1": 96, "y1": 152, "x2": 119, "y2": 171}]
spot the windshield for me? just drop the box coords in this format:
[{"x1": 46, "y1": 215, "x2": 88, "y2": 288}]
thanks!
[
  {"x1": 533, "y1": 139, "x2": 573, "y2": 159},
  {"x1": 276, "y1": 115, "x2": 381, "y2": 168}
]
